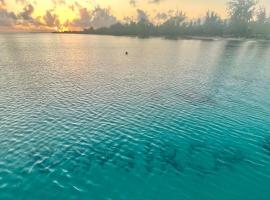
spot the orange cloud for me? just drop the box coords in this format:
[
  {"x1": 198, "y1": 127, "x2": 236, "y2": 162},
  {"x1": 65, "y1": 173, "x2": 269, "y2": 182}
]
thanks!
[{"x1": 1, "y1": 0, "x2": 270, "y2": 32}]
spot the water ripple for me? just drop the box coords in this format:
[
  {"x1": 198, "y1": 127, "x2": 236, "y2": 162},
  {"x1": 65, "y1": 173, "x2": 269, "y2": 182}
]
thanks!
[{"x1": 0, "y1": 34, "x2": 270, "y2": 200}]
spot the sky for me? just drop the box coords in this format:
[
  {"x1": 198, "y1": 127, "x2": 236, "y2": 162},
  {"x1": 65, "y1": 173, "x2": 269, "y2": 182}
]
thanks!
[{"x1": 0, "y1": 0, "x2": 270, "y2": 32}]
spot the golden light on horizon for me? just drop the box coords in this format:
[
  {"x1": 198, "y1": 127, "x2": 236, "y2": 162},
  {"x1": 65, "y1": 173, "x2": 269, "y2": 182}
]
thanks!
[
  {"x1": 1, "y1": 0, "x2": 270, "y2": 32},
  {"x1": 56, "y1": 7, "x2": 77, "y2": 24}
]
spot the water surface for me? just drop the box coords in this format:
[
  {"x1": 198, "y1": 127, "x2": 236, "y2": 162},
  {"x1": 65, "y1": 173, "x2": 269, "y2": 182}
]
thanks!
[{"x1": 0, "y1": 34, "x2": 270, "y2": 200}]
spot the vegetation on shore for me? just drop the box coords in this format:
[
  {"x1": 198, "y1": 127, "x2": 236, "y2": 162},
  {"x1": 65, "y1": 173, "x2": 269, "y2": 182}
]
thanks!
[{"x1": 60, "y1": 0, "x2": 270, "y2": 39}]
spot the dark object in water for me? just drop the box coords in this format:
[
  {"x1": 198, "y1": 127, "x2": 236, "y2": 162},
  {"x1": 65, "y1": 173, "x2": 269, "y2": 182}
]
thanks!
[
  {"x1": 144, "y1": 142, "x2": 155, "y2": 173},
  {"x1": 262, "y1": 137, "x2": 270, "y2": 155},
  {"x1": 125, "y1": 51, "x2": 128, "y2": 55},
  {"x1": 160, "y1": 145, "x2": 184, "y2": 173},
  {"x1": 212, "y1": 146, "x2": 245, "y2": 171},
  {"x1": 175, "y1": 90, "x2": 215, "y2": 105}
]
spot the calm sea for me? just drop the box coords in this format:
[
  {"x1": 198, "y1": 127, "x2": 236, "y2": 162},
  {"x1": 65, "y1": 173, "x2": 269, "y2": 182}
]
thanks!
[{"x1": 0, "y1": 34, "x2": 270, "y2": 200}]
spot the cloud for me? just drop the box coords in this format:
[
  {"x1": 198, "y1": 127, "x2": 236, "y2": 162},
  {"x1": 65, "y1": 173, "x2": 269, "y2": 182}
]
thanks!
[
  {"x1": 0, "y1": 3, "x2": 42, "y2": 31},
  {"x1": 1, "y1": 1, "x2": 172, "y2": 32},
  {"x1": 0, "y1": 0, "x2": 5, "y2": 6},
  {"x1": 69, "y1": 4, "x2": 75, "y2": 11},
  {"x1": 155, "y1": 12, "x2": 168, "y2": 21},
  {"x1": 52, "y1": 0, "x2": 66, "y2": 6},
  {"x1": 15, "y1": 0, "x2": 27, "y2": 4},
  {"x1": 129, "y1": 0, "x2": 137, "y2": 7},
  {"x1": 19, "y1": 4, "x2": 34, "y2": 20},
  {"x1": 43, "y1": 10, "x2": 60, "y2": 27},
  {"x1": 89, "y1": 7, "x2": 117, "y2": 29},
  {"x1": 148, "y1": 0, "x2": 164, "y2": 4},
  {"x1": 67, "y1": 7, "x2": 118, "y2": 29},
  {"x1": 137, "y1": 9, "x2": 148, "y2": 21},
  {"x1": 0, "y1": 7, "x2": 17, "y2": 26},
  {"x1": 14, "y1": 4, "x2": 47, "y2": 30},
  {"x1": 69, "y1": 7, "x2": 91, "y2": 27},
  {"x1": 130, "y1": 0, "x2": 165, "y2": 7}
]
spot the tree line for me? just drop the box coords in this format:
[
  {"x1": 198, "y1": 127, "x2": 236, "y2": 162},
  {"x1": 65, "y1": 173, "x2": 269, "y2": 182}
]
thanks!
[{"x1": 72, "y1": 0, "x2": 270, "y2": 39}]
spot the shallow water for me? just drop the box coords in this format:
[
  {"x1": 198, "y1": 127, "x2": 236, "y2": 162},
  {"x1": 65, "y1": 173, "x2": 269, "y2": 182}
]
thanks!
[{"x1": 0, "y1": 34, "x2": 270, "y2": 200}]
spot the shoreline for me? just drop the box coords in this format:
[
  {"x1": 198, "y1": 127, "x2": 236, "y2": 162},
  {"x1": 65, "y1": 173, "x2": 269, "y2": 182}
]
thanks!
[{"x1": 52, "y1": 32, "x2": 270, "y2": 42}]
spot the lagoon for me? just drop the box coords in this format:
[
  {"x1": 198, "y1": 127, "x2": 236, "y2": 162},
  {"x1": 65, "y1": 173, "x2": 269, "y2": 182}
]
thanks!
[{"x1": 0, "y1": 34, "x2": 270, "y2": 200}]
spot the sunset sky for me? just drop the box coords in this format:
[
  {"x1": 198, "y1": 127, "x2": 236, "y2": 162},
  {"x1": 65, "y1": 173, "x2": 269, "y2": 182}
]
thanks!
[{"x1": 1, "y1": 0, "x2": 270, "y2": 32}]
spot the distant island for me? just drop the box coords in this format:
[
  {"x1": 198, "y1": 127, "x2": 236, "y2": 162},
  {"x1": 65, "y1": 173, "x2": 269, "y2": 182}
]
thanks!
[{"x1": 56, "y1": 0, "x2": 270, "y2": 40}]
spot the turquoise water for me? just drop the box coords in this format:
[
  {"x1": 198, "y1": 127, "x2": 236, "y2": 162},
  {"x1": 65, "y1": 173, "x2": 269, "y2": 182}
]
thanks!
[{"x1": 0, "y1": 34, "x2": 270, "y2": 200}]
